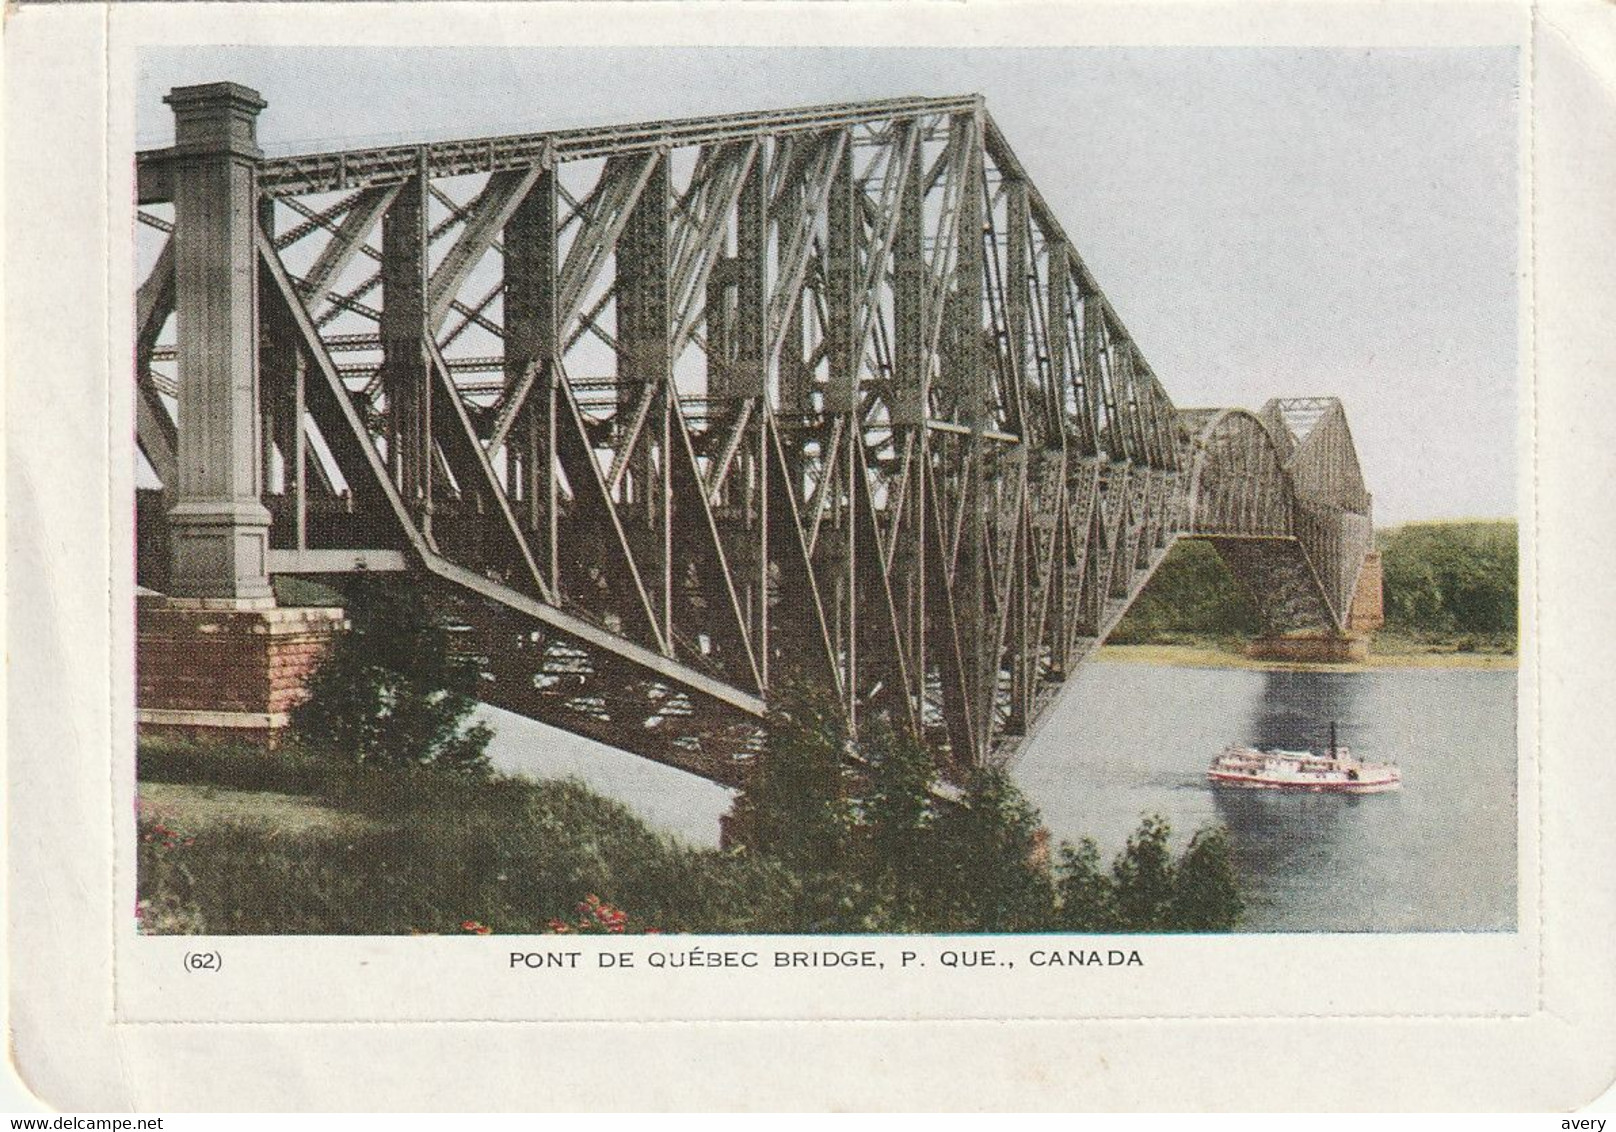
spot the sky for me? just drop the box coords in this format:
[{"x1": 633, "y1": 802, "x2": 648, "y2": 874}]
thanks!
[{"x1": 138, "y1": 46, "x2": 1521, "y2": 525}]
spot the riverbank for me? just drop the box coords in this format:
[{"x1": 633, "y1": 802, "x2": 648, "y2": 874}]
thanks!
[
  {"x1": 136, "y1": 737, "x2": 797, "y2": 935},
  {"x1": 1097, "y1": 641, "x2": 1517, "y2": 672},
  {"x1": 137, "y1": 733, "x2": 1248, "y2": 936}
]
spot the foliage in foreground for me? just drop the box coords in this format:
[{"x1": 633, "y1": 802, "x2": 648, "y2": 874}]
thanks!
[
  {"x1": 136, "y1": 725, "x2": 1241, "y2": 936},
  {"x1": 289, "y1": 575, "x2": 493, "y2": 775},
  {"x1": 727, "y1": 682, "x2": 1243, "y2": 934},
  {"x1": 137, "y1": 737, "x2": 796, "y2": 935}
]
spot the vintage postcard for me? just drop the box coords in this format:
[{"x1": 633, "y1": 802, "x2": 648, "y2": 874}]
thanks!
[{"x1": 6, "y1": 0, "x2": 1615, "y2": 1112}]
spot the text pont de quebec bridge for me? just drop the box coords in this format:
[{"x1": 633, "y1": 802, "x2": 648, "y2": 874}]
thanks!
[{"x1": 134, "y1": 83, "x2": 1383, "y2": 788}]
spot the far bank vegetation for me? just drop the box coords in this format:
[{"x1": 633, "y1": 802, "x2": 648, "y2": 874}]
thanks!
[{"x1": 1110, "y1": 519, "x2": 1517, "y2": 656}]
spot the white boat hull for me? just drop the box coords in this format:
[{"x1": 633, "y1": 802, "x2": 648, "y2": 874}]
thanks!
[
  {"x1": 1206, "y1": 744, "x2": 1402, "y2": 795},
  {"x1": 1206, "y1": 770, "x2": 1402, "y2": 794}
]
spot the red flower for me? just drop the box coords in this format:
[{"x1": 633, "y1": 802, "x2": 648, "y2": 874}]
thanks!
[{"x1": 548, "y1": 895, "x2": 651, "y2": 934}]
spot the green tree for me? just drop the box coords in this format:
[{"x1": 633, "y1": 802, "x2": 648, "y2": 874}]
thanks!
[
  {"x1": 1110, "y1": 540, "x2": 1262, "y2": 644},
  {"x1": 859, "y1": 713, "x2": 939, "y2": 909},
  {"x1": 1055, "y1": 837, "x2": 1118, "y2": 931},
  {"x1": 928, "y1": 768, "x2": 1056, "y2": 932},
  {"x1": 1110, "y1": 813, "x2": 1178, "y2": 931},
  {"x1": 1168, "y1": 825, "x2": 1244, "y2": 931},
  {"x1": 1382, "y1": 550, "x2": 1447, "y2": 631},
  {"x1": 291, "y1": 574, "x2": 493, "y2": 775},
  {"x1": 727, "y1": 684, "x2": 1244, "y2": 935},
  {"x1": 1378, "y1": 521, "x2": 1518, "y2": 642},
  {"x1": 730, "y1": 678, "x2": 854, "y2": 877},
  {"x1": 1055, "y1": 815, "x2": 1243, "y2": 932}
]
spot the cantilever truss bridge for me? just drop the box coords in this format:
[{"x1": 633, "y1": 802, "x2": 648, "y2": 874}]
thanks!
[{"x1": 136, "y1": 86, "x2": 1376, "y2": 787}]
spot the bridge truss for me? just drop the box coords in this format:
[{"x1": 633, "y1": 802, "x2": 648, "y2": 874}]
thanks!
[{"x1": 135, "y1": 85, "x2": 1375, "y2": 786}]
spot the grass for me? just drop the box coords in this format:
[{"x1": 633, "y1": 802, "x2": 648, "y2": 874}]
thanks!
[
  {"x1": 1368, "y1": 630, "x2": 1517, "y2": 658},
  {"x1": 1099, "y1": 637, "x2": 1518, "y2": 672},
  {"x1": 136, "y1": 736, "x2": 797, "y2": 936},
  {"x1": 135, "y1": 734, "x2": 1247, "y2": 937},
  {"x1": 139, "y1": 737, "x2": 347, "y2": 795},
  {"x1": 139, "y1": 781, "x2": 376, "y2": 839}
]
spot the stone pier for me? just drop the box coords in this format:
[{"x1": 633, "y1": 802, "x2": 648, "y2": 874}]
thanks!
[
  {"x1": 1244, "y1": 633, "x2": 1370, "y2": 664},
  {"x1": 1244, "y1": 551, "x2": 1384, "y2": 664},
  {"x1": 137, "y1": 82, "x2": 345, "y2": 747},
  {"x1": 137, "y1": 594, "x2": 345, "y2": 746}
]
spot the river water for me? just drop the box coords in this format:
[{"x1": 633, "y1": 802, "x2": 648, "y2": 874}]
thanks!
[{"x1": 479, "y1": 661, "x2": 1518, "y2": 934}]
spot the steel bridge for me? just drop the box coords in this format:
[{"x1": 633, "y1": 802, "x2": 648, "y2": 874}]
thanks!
[{"x1": 135, "y1": 83, "x2": 1376, "y2": 786}]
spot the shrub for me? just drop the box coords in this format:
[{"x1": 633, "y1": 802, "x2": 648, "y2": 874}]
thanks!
[
  {"x1": 924, "y1": 767, "x2": 1058, "y2": 932},
  {"x1": 136, "y1": 731, "x2": 1244, "y2": 935},
  {"x1": 1169, "y1": 825, "x2": 1244, "y2": 931},
  {"x1": 727, "y1": 678, "x2": 855, "y2": 875},
  {"x1": 1109, "y1": 814, "x2": 1178, "y2": 930},
  {"x1": 1056, "y1": 813, "x2": 1243, "y2": 933},
  {"x1": 1055, "y1": 837, "x2": 1120, "y2": 931},
  {"x1": 290, "y1": 574, "x2": 492, "y2": 775},
  {"x1": 725, "y1": 679, "x2": 1245, "y2": 934},
  {"x1": 859, "y1": 712, "x2": 941, "y2": 913}
]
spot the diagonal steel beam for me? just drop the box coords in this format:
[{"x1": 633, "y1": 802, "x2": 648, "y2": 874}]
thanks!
[
  {"x1": 705, "y1": 398, "x2": 755, "y2": 504},
  {"x1": 605, "y1": 382, "x2": 658, "y2": 497},
  {"x1": 851, "y1": 121, "x2": 918, "y2": 378},
  {"x1": 557, "y1": 152, "x2": 660, "y2": 333},
  {"x1": 441, "y1": 279, "x2": 505, "y2": 351},
  {"x1": 921, "y1": 114, "x2": 976, "y2": 381},
  {"x1": 763, "y1": 414, "x2": 843, "y2": 698},
  {"x1": 424, "y1": 338, "x2": 555, "y2": 603},
  {"x1": 850, "y1": 442, "x2": 921, "y2": 736},
  {"x1": 671, "y1": 141, "x2": 759, "y2": 360},
  {"x1": 667, "y1": 397, "x2": 763, "y2": 693},
  {"x1": 551, "y1": 373, "x2": 668, "y2": 655},
  {"x1": 258, "y1": 231, "x2": 426, "y2": 553},
  {"x1": 136, "y1": 236, "x2": 175, "y2": 361},
  {"x1": 922, "y1": 459, "x2": 979, "y2": 761},
  {"x1": 767, "y1": 129, "x2": 848, "y2": 366},
  {"x1": 428, "y1": 166, "x2": 544, "y2": 329},
  {"x1": 135, "y1": 236, "x2": 178, "y2": 488},
  {"x1": 277, "y1": 194, "x2": 370, "y2": 253},
  {"x1": 300, "y1": 184, "x2": 399, "y2": 309},
  {"x1": 487, "y1": 358, "x2": 543, "y2": 455}
]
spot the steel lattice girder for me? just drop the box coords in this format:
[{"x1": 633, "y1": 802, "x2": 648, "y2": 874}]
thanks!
[{"x1": 135, "y1": 90, "x2": 1376, "y2": 784}]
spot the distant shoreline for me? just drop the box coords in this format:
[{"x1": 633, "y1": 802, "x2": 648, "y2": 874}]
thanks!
[{"x1": 1097, "y1": 643, "x2": 1518, "y2": 673}]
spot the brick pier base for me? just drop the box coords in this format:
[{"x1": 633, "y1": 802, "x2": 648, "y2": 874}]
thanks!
[
  {"x1": 137, "y1": 595, "x2": 346, "y2": 747},
  {"x1": 1244, "y1": 634, "x2": 1370, "y2": 664}
]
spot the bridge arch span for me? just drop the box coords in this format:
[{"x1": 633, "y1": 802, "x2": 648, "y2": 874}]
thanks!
[
  {"x1": 1183, "y1": 407, "x2": 1295, "y2": 540},
  {"x1": 1165, "y1": 402, "x2": 1376, "y2": 641}
]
